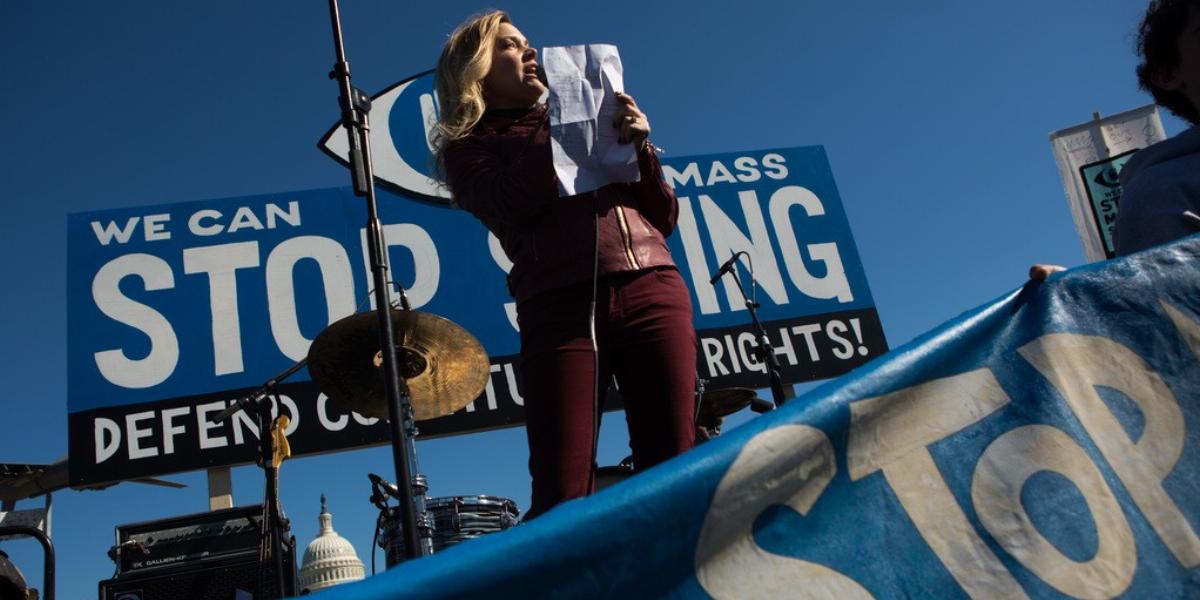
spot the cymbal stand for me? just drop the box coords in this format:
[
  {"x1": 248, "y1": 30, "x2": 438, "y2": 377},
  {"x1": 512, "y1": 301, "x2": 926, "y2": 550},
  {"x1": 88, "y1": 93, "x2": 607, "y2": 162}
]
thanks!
[{"x1": 325, "y1": 0, "x2": 428, "y2": 560}]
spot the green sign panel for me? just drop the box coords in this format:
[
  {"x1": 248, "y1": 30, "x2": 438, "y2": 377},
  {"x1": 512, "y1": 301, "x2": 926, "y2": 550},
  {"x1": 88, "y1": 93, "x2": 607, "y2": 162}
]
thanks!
[{"x1": 1078, "y1": 149, "x2": 1137, "y2": 258}]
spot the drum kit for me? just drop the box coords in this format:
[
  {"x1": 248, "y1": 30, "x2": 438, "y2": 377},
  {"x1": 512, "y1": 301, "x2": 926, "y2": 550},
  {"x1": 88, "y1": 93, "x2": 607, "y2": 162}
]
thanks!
[
  {"x1": 303, "y1": 307, "x2": 764, "y2": 566},
  {"x1": 306, "y1": 308, "x2": 507, "y2": 566},
  {"x1": 375, "y1": 495, "x2": 520, "y2": 567}
]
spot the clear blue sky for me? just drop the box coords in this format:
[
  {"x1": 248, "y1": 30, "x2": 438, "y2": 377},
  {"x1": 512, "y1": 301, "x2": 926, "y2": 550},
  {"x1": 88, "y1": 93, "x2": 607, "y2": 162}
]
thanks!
[{"x1": 0, "y1": 1, "x2": 1186, "y2": 596}]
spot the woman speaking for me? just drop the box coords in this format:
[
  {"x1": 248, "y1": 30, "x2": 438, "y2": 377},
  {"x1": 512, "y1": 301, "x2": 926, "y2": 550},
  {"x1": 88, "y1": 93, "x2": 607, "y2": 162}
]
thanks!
[{"x1": 433, "y1": 10, "x2": 696, "y2": 520}]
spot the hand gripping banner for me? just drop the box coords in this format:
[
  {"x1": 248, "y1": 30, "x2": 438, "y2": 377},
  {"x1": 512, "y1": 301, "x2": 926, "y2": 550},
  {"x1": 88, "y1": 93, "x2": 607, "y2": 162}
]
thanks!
[{"x1": 320, "y1": 234, "x2": 1200, "y2": 599}]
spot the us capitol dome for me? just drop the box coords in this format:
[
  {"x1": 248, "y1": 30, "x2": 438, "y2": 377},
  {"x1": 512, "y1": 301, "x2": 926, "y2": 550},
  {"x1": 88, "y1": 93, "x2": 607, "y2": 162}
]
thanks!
[{"x1": 298, "y1": 494, "x2": 366, "y2": 593}]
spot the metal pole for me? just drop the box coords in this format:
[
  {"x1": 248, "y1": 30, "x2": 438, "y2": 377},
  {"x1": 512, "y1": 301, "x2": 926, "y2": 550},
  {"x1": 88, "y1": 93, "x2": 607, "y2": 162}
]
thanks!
[{"x1": 325, "y1": 0, "x2": 425, "y2": 560}]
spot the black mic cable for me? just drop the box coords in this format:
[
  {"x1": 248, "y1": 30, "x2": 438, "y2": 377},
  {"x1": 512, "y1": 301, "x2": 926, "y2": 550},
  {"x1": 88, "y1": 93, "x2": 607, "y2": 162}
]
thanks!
[{"x1": 588, "y1": 191, "x2": 603, "y2": 487}]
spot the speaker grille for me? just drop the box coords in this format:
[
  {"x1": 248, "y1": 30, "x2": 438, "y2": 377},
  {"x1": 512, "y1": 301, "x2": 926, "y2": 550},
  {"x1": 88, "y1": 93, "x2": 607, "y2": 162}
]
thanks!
[{"x1": 100, "y1": 551, "x2": 294, "y2": 600}]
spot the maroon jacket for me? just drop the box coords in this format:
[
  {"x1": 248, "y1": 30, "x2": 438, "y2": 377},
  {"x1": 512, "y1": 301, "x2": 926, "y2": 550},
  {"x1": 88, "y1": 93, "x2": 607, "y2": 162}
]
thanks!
[{"x1": 445, "y1": 103, "x2": 679, "y2": 304}]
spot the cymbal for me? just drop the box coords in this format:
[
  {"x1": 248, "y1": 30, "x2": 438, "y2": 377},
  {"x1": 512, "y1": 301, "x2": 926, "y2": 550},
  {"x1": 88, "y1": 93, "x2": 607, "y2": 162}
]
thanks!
[
  {"x1": 307, "y1": 310, "x2": 490, "y2": 422},
  {"x1": 698, "y1": 387, "x2": 757, "y2": 420}
]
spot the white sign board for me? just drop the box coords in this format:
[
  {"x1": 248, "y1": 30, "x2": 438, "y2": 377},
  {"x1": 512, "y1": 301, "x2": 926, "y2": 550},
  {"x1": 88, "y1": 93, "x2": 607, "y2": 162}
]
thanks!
[{"x1": 1049, "y1": 105, "x2": 1166, "y2": 261}]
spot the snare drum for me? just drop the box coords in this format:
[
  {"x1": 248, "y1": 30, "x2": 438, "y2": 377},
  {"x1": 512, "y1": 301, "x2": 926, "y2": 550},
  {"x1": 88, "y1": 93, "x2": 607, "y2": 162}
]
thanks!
[
  {"x1": 427, "y1": 495, "x2": 520, "y2": 552},
  {"x1": 379, "y1": 495, "x2": 519, "y2": 566}
]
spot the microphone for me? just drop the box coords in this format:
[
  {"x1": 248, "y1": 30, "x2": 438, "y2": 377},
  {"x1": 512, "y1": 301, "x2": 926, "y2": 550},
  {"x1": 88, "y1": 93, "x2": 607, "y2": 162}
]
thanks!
[
  {"x1": 709, "y1": 253, "x2": 740, "y2": 285},
  {"x1": 209, "y1": 391, "x2": 266, "y2": 424},
  {"x1": 368, "y1": 473, "x2": 401, "y2": 499}
]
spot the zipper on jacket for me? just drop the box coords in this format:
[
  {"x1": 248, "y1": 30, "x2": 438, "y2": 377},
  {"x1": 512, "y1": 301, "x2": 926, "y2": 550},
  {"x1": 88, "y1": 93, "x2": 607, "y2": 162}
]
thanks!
[{"x1": 614, "y1": 206, "x2": 641, "y2": 270}]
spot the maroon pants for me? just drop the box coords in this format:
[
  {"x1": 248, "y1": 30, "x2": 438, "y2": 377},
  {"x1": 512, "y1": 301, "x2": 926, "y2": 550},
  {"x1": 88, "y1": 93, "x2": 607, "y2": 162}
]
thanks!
[{"x1": 516, "y1": 267, "x2": 697, "y2": 519}]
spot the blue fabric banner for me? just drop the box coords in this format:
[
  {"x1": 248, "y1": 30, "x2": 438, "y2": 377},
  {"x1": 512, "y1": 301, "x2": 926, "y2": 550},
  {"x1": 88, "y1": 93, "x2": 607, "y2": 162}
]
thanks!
[{"x1": 318, "y1": 235, "x2": 1200, "y2": 599}]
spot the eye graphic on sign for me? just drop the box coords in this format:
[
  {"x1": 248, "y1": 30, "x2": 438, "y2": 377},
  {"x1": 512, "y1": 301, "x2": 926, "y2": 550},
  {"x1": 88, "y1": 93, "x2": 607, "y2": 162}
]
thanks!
[
  {"x1": 319, "y1": 70, "x2": 453, "y2": 205},
  {"x1": 1092, "y1": 165, "x2": 1121, "y2": 188}
]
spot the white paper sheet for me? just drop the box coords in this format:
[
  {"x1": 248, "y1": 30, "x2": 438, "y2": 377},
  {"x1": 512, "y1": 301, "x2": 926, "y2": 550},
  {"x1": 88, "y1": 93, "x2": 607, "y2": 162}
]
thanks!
[{"x1": 542, "y1": 44, "x2": 640, "y2": 197}]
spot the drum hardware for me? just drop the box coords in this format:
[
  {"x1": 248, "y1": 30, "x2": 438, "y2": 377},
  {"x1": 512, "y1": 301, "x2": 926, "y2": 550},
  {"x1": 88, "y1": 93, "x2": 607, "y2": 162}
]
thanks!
[
  {"x1": 368, "y1": 473, "x2": 428, "y2": 512},
  {"x1": 307, "y1": 309, "x2": 491, "y2": 422},
  {"x1": 376, "y1": 495, "x2": 519, "y2": 568},
  {"x1": 368, "y1": 473, "x2": 436, "y2": 573},
  {"x1": 695, "y1": 386, "x2": 767, "y2": 440},
  {"x1": 309, "y1": 307, "x2": 491, "y2": 563},
  {"x1": 709, "y1": 251, "x2": 790, "y2": 409},
  {"x1": 698, "y1": 387, "x2": 757, "y2": 419},
  {"x1": 324, "y1": 0, "x2": 433, "y2": 562},
  {"x1": 694, "y1": 375, "x2": 769, "y2": 441}
]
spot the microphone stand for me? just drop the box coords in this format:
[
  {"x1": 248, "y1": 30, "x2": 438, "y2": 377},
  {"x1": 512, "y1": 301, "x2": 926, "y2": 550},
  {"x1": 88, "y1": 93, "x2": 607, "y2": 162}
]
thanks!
[
  {"x1": 713, "y1": 255, "x2": 789, "y2": 409},
  {"x1": 210, "y1": 359, "x2": 307, "y2": 424},
  {"x1": 208, "y1": 362, "x2": 304, "y2": 597},
  {"x1": 324, "y1": 0, "x2": 428, "y2": 561}
]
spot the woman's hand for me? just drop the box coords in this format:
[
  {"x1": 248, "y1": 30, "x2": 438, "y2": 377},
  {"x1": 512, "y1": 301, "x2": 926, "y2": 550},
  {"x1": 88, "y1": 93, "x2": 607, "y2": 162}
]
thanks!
[{"x1": 612, "y1": 91, "x2": 651, "y2": 147}]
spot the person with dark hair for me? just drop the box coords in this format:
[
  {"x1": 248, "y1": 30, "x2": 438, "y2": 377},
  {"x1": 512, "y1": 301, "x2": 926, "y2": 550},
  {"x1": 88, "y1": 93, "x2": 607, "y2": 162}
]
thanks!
[
  {"x1": 432, "y1": 11, "x2": 697, "y2": 520},
  {"x1": 1135, "y1": 0, "x2": 1200, "y2": 125},
  {"x1": 1114, "y1": 0, "x2": 1200, "y2": 255},
  {"x1": 1033, "y1": 0, "x2": 1200, "y2": 279}
]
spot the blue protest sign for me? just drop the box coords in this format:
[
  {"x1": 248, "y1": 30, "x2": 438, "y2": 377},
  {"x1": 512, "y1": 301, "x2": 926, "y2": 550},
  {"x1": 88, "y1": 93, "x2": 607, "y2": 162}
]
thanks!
[
  {"x1": 67, "y1": 72, "x2": 882, "y2": 485},
  {"x1": 66, "y1": 140, "x2": 883, "y2": 485}
]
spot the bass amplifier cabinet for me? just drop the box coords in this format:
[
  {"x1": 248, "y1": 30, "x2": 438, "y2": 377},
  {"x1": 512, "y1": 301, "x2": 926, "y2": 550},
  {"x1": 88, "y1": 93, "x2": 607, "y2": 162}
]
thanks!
[
  {"x1": 112, "y1": 505, "x2": 263, "y2": 574},
  {"x1": 98, "y1": 549, "x2": 296, "y2": 600},
  {"x1": 102, "y1": 505, "x2": 296, "y2": 599}
]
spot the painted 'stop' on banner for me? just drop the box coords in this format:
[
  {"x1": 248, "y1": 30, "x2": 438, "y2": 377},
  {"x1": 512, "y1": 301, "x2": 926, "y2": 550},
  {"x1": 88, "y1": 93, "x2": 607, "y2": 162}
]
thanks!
[{"x1": 317, "y1": 234, "x2": 1200, "y2": 600}]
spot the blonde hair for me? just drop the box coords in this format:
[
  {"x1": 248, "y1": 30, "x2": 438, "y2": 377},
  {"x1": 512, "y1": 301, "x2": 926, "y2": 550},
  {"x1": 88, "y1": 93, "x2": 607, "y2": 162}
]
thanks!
[{"x1": 431, "y1": 10, "x2": 510, "y2": 174}]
